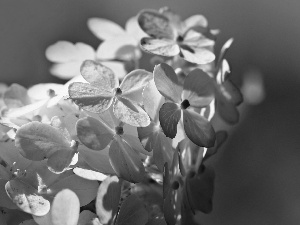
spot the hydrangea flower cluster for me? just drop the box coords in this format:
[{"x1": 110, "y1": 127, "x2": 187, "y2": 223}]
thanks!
[{"x1": 0, "y1": 7, "x2": 242, "y2": 225}]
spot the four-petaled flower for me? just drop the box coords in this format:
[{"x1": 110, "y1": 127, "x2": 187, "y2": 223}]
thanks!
[
  {"x1": 138, "y1": 8, "x2": 215, "y2": 64},
  {"x1": 68, "y1": 60, "x2": 153, "y2": 127},
  {"x1": 154, "y1": 63, "x2": 216, "y2": 147}
]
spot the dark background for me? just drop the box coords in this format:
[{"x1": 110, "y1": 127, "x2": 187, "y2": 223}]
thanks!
[{"x1": 1, "y1": 1, "x2": 300, "y2": 224}]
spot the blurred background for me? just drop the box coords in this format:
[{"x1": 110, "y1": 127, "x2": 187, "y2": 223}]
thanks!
[{"x1": 1, "y1": 0, "x2": 300, "y2": 224}]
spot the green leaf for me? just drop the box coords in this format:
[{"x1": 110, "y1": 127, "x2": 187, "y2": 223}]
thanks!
[
  {"x1": 138, "y1": 10, "x2": 176, "y2": 40},
  {"x1": 142, "y1": 80, "x2": 164, "y2": 121},
  {"x1": 5, "y1": 179, "x2": 50, "y2": 216},
  {"x1": 185, "y1": 166, "x2": 214, "y2": 213},
  {"x1": 113, "y1": 97, "x2": 150, "y2": 127},
  {"x1": 76, "y1": 116, "x2": 114, "y2": 150},
  {"x1": 80, "y1": 60, "x2": 119, "y2": 89},
  {"x1": 116, "y1": 194, "x2": 148, "y2": 225},
  {"x1": 140, "y1": 37, "x2": 180, "y2": 57},
  {"x1": 182, "y1": 69, "x2": 214, "y2": 108},
  {"x1": 183, "y1": 109, "x2": 215, "y2": 147},
  {"x1": 96, "y1": 176, "x2": 121, "y2": 225},
  {"x1": 154, "y1": 63, "x2": 182, "y2": 103},
  {"x1": 120, "y1": 69, "x2": 153, "y2": 104},
  {"x1": 51, "y1": 189, "x2": 80, "y2": 225},
  {"x1": 109, "y1": 138, "x2": 145, "y2": 183},
  {"x1": 159, "y1": 102, "x2": 181, "y2": 139},
  {"x1": 68, "y1": 82, "x2": 114, "y2": 114}
]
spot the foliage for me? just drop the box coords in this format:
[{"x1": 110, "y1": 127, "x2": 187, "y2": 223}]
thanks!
[{"x1": 0, "y1": 6, "x2": 242, "y2": 225}]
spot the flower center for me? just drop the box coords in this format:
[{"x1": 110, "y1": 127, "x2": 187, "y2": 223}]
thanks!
[
  {"x1": 115, "y1": 87, "x2": 122, "y2": 95},
  {"x1": 115, "y1": 126, "x2": 124, "y2": 135},
  {"x1": 181, "y1": 99, "x2": 190, "y2": 109}
]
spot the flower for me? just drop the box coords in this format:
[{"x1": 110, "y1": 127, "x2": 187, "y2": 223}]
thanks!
[
  {"x1": 138, "y1": 8, "x2": 216, "y2": 64},
  {"x1": 68, "y1": 60, "x2": 153, "y2": 127},
  {"x1": 45, "y1": 41, "x2": 127, "y2": 80}
]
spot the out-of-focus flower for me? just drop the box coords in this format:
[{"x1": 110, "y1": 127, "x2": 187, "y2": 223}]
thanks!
[
  {"x1": 138, "y1": 8, "x2": 215, "y2": 64},
  {"x1": 87, "y1": 16, "x2": 146, "y2": 62},
  {"x1": 45, "y1": 41, "x2": 127, "y2": 80}
]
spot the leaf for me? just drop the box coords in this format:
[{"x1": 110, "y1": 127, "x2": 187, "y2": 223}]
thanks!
[
  {"x1": 113, "y1": 97, "x2": 150, "y2": 127},
  {"x1": 116, "y1": 194, "x2": 148, "y2": 225},
  {"x1": 182, "y1": 69, "x2": 214, "y2": 108},
  {"x1": 5, "y1": 179, "x2": 50, "y2": 216},
  {"x1": 15, "y1": 121, "x2": 72, "y2": 161},
  {"x1": 45, "y1": 41, "x2": 80, "y2": 62},
  {"x1": 138, "y1": 10, "x2": 176, "y2": 40},
  {"x1": 120, "y1": 69, "x2": 153, "y2": 104},
  {"x1": 4, "y1": 84, "x2": 31, "y2": 108},
  {"x1": 76, "y1": 116, "x2": 114, "y2": 150},
  {"x1": 68, "y1": 82, "x2": 114, "y2": 114},
  {"x1": 109, "y1": 138, "x2": 145, "y2": 183},
  {"x1": 159, "y1": 102, "x2": 181, "y2": 139},
  {"x1": 49, "y1": 174, "x2": 98, "y2": 207},
  {"x1": 96, "y1": 176, "x2": 121, "y2": 225},
  {"x1": 185, "y1": 166, "x2": 214, "y2": 213},
  {"x1": 140, "y1": 38, "x2": 180, "y2": 57},
  {"x1": 80, "y1": 60, "x2": 119, "y2": 89},
  {"x1": 51, "y1": 189, "x2": 80, "y2": 225},
  {"x1": 87, "y1": 18, "x2": 126, "y2": 40},
  {"x1": 154, "y1": 63, "x2": 182, "y2": 103},
  {"x1": 183, "y1": 109, "x2": 215, "y2": 147},
  {"x1": 142, "y1": 80, "x2": 164, "y2": 121},
  {"x1": 73, "y1": 167, "x2": 108, "y2": 181}
]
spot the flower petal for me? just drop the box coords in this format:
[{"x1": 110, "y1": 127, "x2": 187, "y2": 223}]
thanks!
[
  {"x1": 87, "y1": 18, "x2": 126, "y2": 40},
  {"x1": 142, "y1": 80, "x2": 164, "y2": 121},
  {"x1": 183, "y1": 109, "x2": 215, "y2": 147},
  {"x1": 184, "y1": 15, "x2": 208, "y2": 31},
  {"x1": 68, "y1": 82, "x2": 114, "y2": 114},
  {"x1": 100, "y1": 61, "x2": 127, "y2": 80},
  {"x1": 113, "y1": 97, "x2": 150, "y2": 127},
  {"x1": 109, "y1": 138, "x2": 145, "y2": 183},
  {"x1": 120, "y1": 69, "x2": 153, "y2": 104},
  {"x1": 96, "y1": 35, "x2": 137, "y2": 61},
  {"x1": 5, "y1": 179, "x2": 50, "y2": 216},
  {"x1": 125, "y1": 16, "x2": 148, "y2": 41},
  {"x1": 138, "y1": 10, "x2": 176, "y2": 40},
  {"x1": 159, "y1": 102, "x2": 181, "y2": 139},
  {"x1": 51, "y1": 189, "x2": 80, "y2": 225},
  {"x1": 180, "y1": 46, "x2": 215, "y2": 64},
  {"x1": 80, "y1": 60, "x2": 118, "y2": 89},
  {"x1": 50, "y1": 61, "x2": 81, "y2": 79},
  {"x1": 45, "y1": 41, "x2": 80, "y2": 62},
  {"x1": 154, "y1": 63, "x2": 182, "y2": 103},
  {"x1": 76, "y1": 116, "x2": 114, "y2": 150},
  {"x1": 4, "y1": 84, "x2": 31, "y2": 108},
  {"x1": 182, "y1": 69, "x2": 214, "y2": 108},
  {"x1": 141, "y1": 37, "x2": 180, "y2": 57}
]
